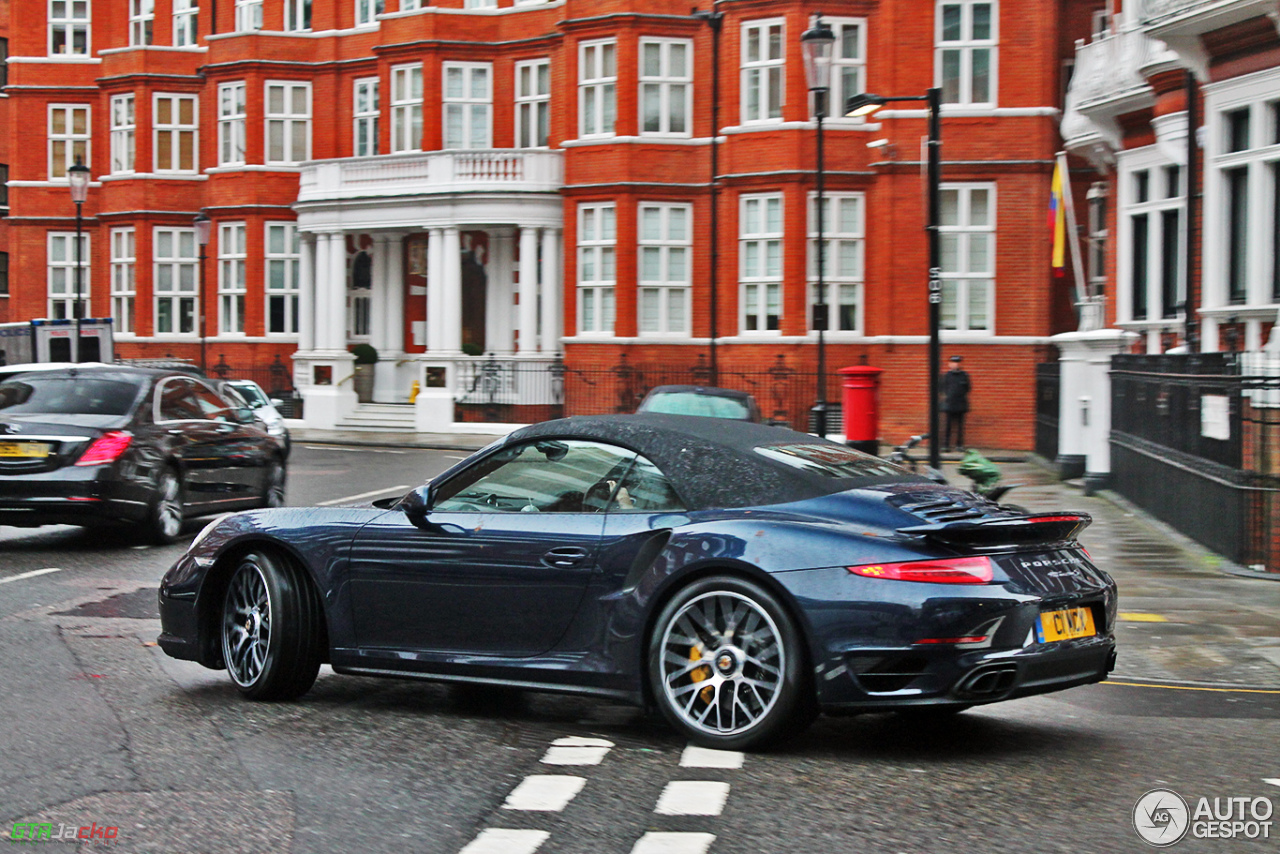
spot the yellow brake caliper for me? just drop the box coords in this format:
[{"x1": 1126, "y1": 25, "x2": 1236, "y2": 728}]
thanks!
[{"x1": 690, "y1": 645, "x2": 714, "y2": 704}]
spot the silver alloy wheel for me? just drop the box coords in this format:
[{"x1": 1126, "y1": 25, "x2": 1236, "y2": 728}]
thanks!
[
  {"x1": 222, "y1": 562, "x2": 273, "y2": 687},
  {"x1": 658, "y1": 590, "x2": 785, "y2": 737},
  {"x1": 155, "y1": 472, "x2": 182, "y2": 540}
]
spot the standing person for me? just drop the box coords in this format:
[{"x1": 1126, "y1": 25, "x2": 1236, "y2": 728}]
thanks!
[{"x1": 940, "y1": 355, "x2": 971, "y2": 452}]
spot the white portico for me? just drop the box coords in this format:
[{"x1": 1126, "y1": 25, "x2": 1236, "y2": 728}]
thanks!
[{"x1": 291, "y1": 150, "x2": 564, "y2": 431}]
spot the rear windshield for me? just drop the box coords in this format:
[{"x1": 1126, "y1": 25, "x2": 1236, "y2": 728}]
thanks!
[
  {"x1": 0, "y1": 377, "x2": 141, "y2": 416},
  {"x1": 642, "y1": 392, "x2": 751, "y2": 420},
  {"x1": 754, "y1": 443, "x2": 908, "y2": 479}
]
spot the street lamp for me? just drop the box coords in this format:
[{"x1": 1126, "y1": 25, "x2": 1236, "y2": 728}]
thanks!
[
  {"x1": 67, "y1": 157, "x2": 90, "y2": 363},
  {"x1": 193, "y1": 209, "x2": 212, "y2": 372},
  {"x1": 692, "y1": 8, "x2": 723, "y2": 385},
  {"x1": 847, "y1": 88, "x2": 944, "y2": 470},
  {"x1": 801, "y1": 14, "x2": 835, "y2": 438}
]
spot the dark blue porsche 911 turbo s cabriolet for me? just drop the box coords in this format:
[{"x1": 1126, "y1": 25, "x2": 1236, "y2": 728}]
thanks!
[{"x1": 158, "y1": 414, "x2": 1117, "y2": 749}]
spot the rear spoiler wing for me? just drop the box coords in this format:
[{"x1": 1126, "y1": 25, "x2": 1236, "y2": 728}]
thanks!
[{"x1": 897, "y1": 513, "x2": 1092, "y2": 549}]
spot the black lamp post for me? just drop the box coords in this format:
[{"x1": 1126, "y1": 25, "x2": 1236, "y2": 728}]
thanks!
[
  {"x1": 801, "y1": 14, "x2": 835, "y2": 438},
  {"x1": 693, "y1": 8, "x2": 723, "y2": 385},
  {"x1": 67, "y1": 157, "x2": 90, "y2": 363},
  {"x1": 193, "y1": 209, "x2": 212, "y2": 372},
  {"x1": 847, "y1": 88, "x2": 943, "y2": 470}
]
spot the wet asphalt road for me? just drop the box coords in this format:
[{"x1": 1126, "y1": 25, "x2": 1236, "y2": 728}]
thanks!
[{"x1": 2, "y1": 444, "x2": 1279, "y2": 853}]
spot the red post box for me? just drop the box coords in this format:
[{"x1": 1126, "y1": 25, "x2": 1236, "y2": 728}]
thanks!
[{"x1": 838, "y1": 365, "x2": 883, "y2": 456}]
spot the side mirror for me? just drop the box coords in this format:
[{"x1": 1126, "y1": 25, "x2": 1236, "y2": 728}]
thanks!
[
  {"x1": 234, "y1": 407, "x2": 256, "y2": 424},
  {"x1": 400, "y1": 484, "x2": 434, "y2": 529},
  {"x1": 269, "y1": 398, "x2": 284, "y2": 408}
]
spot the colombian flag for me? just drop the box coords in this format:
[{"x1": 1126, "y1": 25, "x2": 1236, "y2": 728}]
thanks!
[{"x1": 1049, "y1": 160, "x2": 1066, "y2": 277}]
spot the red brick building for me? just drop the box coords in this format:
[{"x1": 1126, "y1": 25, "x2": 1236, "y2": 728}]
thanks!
[{"x1": 2, "y1": 0, "x2": 1098, "y2": 447}]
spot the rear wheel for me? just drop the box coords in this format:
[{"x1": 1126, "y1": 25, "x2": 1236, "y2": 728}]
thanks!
[
  {"x1": 145, "y1": 467, "x2": 184, "y2": 544},
  {"x1": 649, "y1": 575, "x2": 811, "y2": 750},
  {"x1": 220, "y1": 549, "x2": 323, "y2": 701}
]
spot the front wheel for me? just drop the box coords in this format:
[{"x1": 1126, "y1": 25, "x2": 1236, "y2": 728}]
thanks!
[
  {"x1": 259, "y1": 459, "x2": 286, "y2": 508},
  {"x1": 648, "y1": 575, "x2": 812, "y2": 750},
  {"x1": 145, "y1": 467, "x2": 184, "y2": 544},
  {"x1": 220, "y1": 550, "x2": 323, "y2": 701}
]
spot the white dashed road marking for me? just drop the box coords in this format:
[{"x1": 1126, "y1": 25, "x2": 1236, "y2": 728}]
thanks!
[
  {"x1": 459, "y1": 828, "x2": 550, "y2": 854},
  {"x1": 654, "y1": 780, "x2": 732, "y2": 816},
  {"x1": 0, "y1": 567, "x2": 62, "y2": 585},
  {"x1": 629, "y1": 831, "x2": 718, "y2": 854},
  {"x1": 315, "y1": 485, "x2": 412, "y2": 506},
  {"x1": 502, "y1": 775, "x2": 587, "y2": 812},
  {"x1": 540, "y1": 736, "x2": 614, "y2": 766},
  {"x1": 679, "y1": 745, "x2": 745, "y2": 769},
  {"x1": 1265, "y1": 779, "x2": 1280, "y2": 787}
]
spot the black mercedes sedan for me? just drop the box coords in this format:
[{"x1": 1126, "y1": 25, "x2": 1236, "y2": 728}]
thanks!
[
  {"x1": 158, "y1": 414, "x2": 1116, "y2": 749},
  {"x1": 0, "y1": 366, "x2": 287, "y2": 542}
]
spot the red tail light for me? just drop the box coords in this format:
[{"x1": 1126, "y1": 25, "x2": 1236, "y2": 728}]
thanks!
[
  {"x1": 75, "y1": 431, "x2": 133, "y2": 466},
  {"x1": 848, "y1": 555, "x2": 993, "y2": 584}
]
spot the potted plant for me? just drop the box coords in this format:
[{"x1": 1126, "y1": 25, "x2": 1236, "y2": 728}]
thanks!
[{"x1": 351, "y1": 343, "x2": 378, "y2": 403}]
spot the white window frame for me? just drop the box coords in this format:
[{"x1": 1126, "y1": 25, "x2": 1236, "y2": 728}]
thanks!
[
  {"x1": 938, "y1": 182, "x2": 996, "y2": 332},
  {"x1": 285, "y1": 0, "x2": 311, "y2": 32},
  {"x1": 153, "y1": 93, "x2": 198, "y2": 174},
  {"x1": 265, "y1": 222, "x2": 300, "y2": 336},
  {"x1": 390, "y1": 64, "x2": 423, "y2": 153},
  {"x1": 49, "y1": 0, "x2": 90, "y2": 57},
  {"x1": 443, "y1": 62, "x2": 492, "y2": 150},
  {"x1": 173, "y1": 0, "x2": 198, "y2": 46},
  {"x1": 48, "y1": 104, "x2": 90, "y2": 181},
  {"x1": 110, "y1": 93, "x2": 135, "y2": 175},
  {"x1": 218, "y1": 82, "x2": 246, "y2": 166},
  {"x1": 825, "y1": 18, "x2": 867, "y2": 124},
  {"x1": 515, "y1": 58, "x2": 550, "y2": 149},
  {"x1": 355, "y1": 0, "x2": 383, "y2": 27},
  {"x1": 110, "y1": 228, "x2": 136, "y2": 335},
  {"x1": 579, "y1": 39, "x2": 617, "y2": 139},
  {"x1": 153, "y1": 227, "x2": 198, "y2": 336},
  {"x1": 401, "y1": 0, "x2": 421, "y2": 9},
  {"x1": 47, "y1": 232, "x2": 89, "y2": 320},
  {"x1": 235, "y1": 0, "x2": 262, "y2": 32},
  {"x1": 639, "y1": 38, "x2": 692, "y2": 138},
  {"x1": 265, "y1": 81, "x2": 311, "y2": 165},
  {"x1": 577, "y1": 202, "x2": 616, "y2": 335},
  {"x1": 638, "y1": 202, "x2": 692, "y2": 335},
  {"x1": 465, "y1": 0, "x2": 497, "y2": 7},
  {"x1": 218, "y1": 222, "x2": 247, "y2": 335},
  {"x1": 129, "y1": 0, "x2": 154, "y2": 46},
  {"x1": 808, "y1": 192, "x2": 865, "y2": 334},
  {"x1": 936, "y1": 0, "x2": 997, "y2": 107},
  {"x1": 1117, "y1": 150, "x2": 1185, "y2": 328},
  {"x1": 739, "y1": 193, "x2": 783, "y2": 334},
  {"x1": 353, "y1": 77, "x2": 379, "y2": 157},
  {"x1": 740, "y1": 19, "x2": 785, "y2": 125}
]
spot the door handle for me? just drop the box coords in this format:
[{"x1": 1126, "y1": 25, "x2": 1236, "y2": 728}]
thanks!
[{"x1": 542, "y1": 546, "x2": 589, "y2": 569}]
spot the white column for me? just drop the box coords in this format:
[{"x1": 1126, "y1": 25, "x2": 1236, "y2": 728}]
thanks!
[
  {"x1": 312, "y1": 233, "x2": 332, "y2": 351},
  {"x1": 518, "y1": 227, "x2": 539, "y2": 354},
  {"x1": 442, "y1": 227, "x2": 462, "y2": 352},
  {"x1": 297, "y1": 234, "x2": 315, "y2": 353},
  {"x1": 488, "y1": 230, "x2": 515, "y2": 354},
  {"x1": 427, "y1": 228, "x2": 444, "y2": 351},
  {"x1": 540, "y1": 227, "x2": 561, "y2": 354},
  {"x1": 369, "y1": 236, "x2": 390, "y2": 354},
  {"x1": 385, "y1": 233, "x2": 405, "y2": 355},
  {"x1": 328, "y1": 231, "x2": 347, "y2": 350}
]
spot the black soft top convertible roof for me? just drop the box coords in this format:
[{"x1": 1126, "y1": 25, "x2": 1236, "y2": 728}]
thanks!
[{"x1": 505, "y1": 413, "x2": 916, "y2": 510}]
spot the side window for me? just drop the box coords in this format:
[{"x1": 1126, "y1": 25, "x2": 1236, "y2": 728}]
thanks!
[
  {"x1": 432, "y1": 440, "x2": 683, "y2": 513},
  {"x1": 190, "y1": 382, "x2": 236, "y2": 421},
  {"x1": 156, "y1": 378, "x2": 203, "y2": 421}
]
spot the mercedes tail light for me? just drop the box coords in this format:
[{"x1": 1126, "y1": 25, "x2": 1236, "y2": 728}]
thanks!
[
  {"x1": 75, "y1": 431, "x2": 133, "y2": 466},
  {"x1": 847, "y1": 555, "x2": 993, "y2": 584}
]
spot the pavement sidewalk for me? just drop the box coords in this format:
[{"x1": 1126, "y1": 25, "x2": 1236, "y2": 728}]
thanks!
[{"x1": 290, "y1": 426, "x2": 1280, "y2": 689}]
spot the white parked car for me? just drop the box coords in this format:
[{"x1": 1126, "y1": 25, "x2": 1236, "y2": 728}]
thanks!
[{"x1": 220, "y1": 379, "x2": 291, "y2": 458}]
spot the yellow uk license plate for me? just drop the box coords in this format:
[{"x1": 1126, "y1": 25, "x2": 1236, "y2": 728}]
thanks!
[
  {"x1": 0, "y1": 442, "x2": 51, "y2": 459},
  {"x1": 1036, "y1": 607, "x2": 1096, "y2": 643}
]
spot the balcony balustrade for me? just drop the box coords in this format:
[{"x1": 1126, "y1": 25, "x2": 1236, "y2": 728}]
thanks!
[{"x1": 298, "y1": 149, "x2": 564, "y2": 203}]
